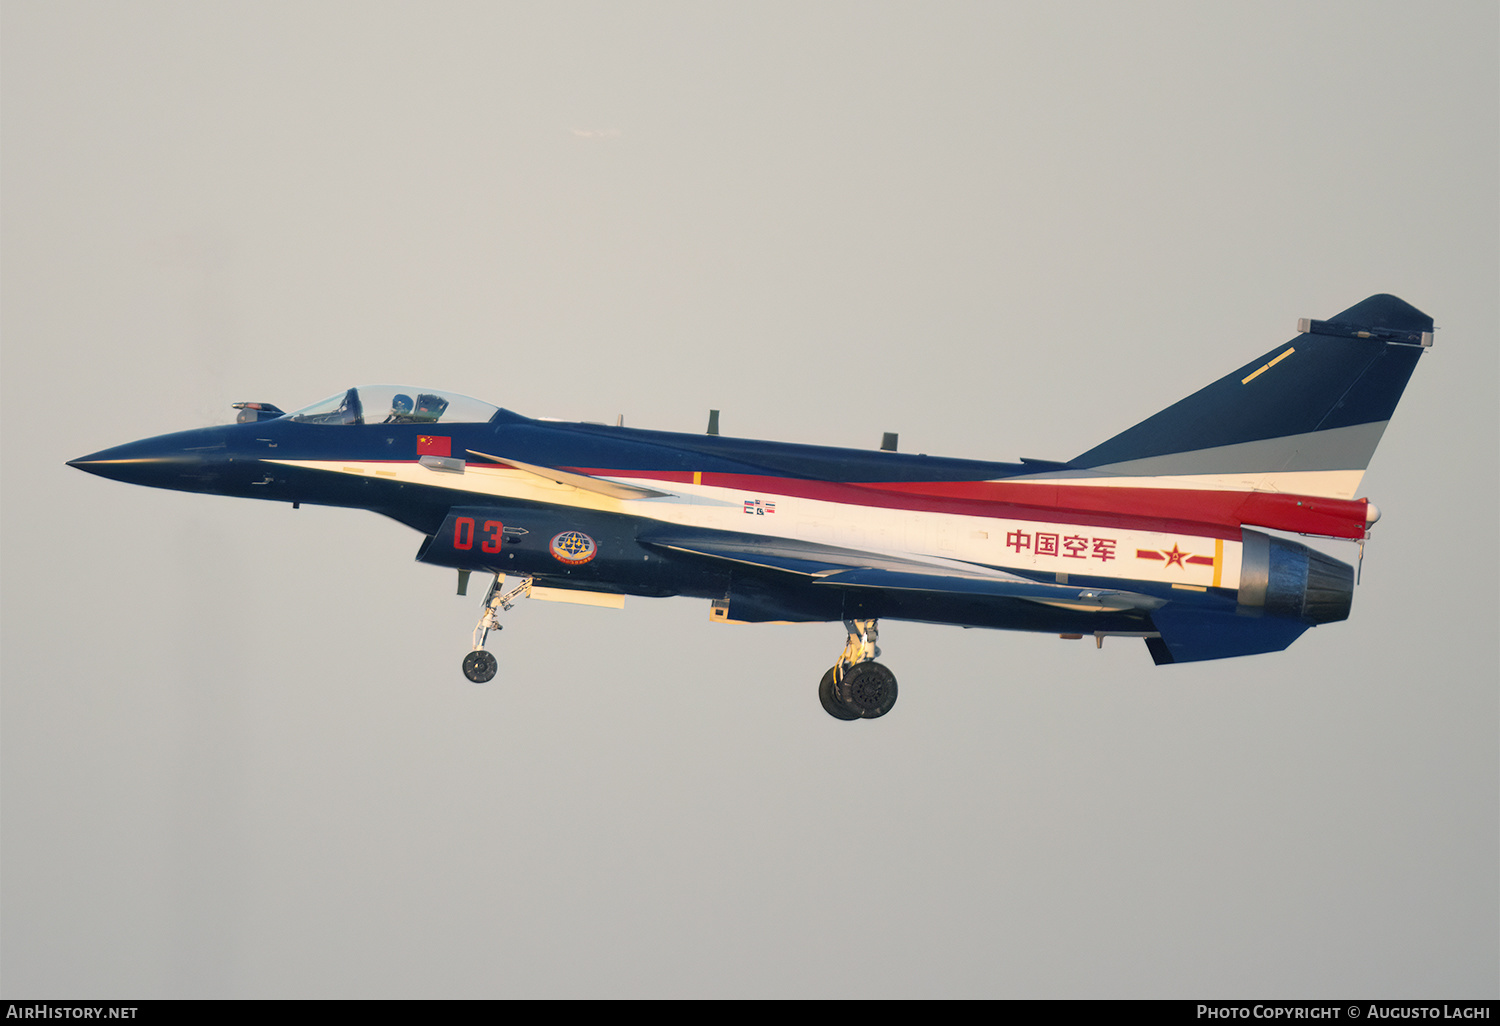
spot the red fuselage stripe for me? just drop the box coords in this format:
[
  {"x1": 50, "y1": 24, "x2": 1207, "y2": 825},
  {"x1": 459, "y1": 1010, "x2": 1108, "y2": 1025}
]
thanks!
[{"x1": 568, "y1": 468, "x2": 1371, "y2": 539}]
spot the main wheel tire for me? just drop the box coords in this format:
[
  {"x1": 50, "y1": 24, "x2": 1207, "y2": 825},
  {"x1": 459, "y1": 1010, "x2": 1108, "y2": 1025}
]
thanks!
[
  {"x1": 835, "y1": 661, "x2": 898, "y2": 719},
  {"x1": 819, "y1": 667, "x2": 861, "y2": 721},
  {"x1": 462, "y1": 649, "x2": 498, "y2": 683}
]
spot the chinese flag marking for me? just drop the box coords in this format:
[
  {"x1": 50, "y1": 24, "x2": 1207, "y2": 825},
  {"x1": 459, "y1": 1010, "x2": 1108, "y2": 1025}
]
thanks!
[{"x1": 417, "y1": 435, "x2": 451, "y2": 457}]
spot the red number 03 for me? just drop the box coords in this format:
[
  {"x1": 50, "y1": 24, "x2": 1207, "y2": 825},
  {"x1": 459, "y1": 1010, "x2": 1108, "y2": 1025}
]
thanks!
[{"x1": 452, "y1": 517, "x2": 503, "y2": 553}]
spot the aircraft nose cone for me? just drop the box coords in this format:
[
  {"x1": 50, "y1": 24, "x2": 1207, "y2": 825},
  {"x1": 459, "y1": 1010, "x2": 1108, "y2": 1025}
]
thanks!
[
  {"x1": 67, "y1": 428, "x2": 232, "y2": 490},
  {"x1": 67, "y1": 447, "x2": 132, "y2": 475},
  {"x1": 67, "y1": 443, "x2": 200, "y2": 487}
]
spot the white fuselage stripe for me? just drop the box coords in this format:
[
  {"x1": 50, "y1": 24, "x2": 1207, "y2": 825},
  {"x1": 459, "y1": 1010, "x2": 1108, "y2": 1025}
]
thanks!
[{"x1": 267, "y1": 458, "x2": 1250, "y2": 590}]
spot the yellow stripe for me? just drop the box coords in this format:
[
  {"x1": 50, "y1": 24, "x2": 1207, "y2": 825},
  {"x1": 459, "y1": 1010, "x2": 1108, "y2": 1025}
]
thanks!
[
  {"x1": 693, "y1": 471, "x2": 702, "y2": 485},
  {"x1": 1241, "y1": 346, "x2": 1295, "y2": 384},
  {"x1": 1213, "y1": 538, "x2": 1223, "y2": 587}
]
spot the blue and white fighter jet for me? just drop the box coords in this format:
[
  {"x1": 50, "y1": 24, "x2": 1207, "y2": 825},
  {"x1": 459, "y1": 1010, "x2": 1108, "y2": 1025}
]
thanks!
[{"x1": 69, "y1": 294, "x2": 1433, "y2": 720}]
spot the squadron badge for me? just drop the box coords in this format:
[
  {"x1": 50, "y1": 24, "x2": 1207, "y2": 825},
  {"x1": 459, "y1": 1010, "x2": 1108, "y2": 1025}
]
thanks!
[{"x1": 549, "y1": 531, "x2": 597, "y2": 565}]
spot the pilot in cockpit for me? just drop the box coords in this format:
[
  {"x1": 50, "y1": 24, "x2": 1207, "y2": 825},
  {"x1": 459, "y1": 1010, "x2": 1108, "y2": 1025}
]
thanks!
[
  {"x1": 383, "y1": 392, "x2": 450, "y2": 425},
  {"x1": 384, "y1": 393, "x2": 416, "y2": 424}
]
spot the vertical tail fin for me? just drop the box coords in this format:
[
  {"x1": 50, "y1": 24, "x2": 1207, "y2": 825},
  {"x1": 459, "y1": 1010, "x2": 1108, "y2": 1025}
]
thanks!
[{"x1": 1069, "y1": 295, "x2": 1432, "y2": 499}]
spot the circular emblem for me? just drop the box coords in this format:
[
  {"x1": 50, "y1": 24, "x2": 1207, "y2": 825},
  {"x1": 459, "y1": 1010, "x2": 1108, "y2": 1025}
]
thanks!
[{"x1": 549, "y1": 531, "x2": 597, "y2": 565}]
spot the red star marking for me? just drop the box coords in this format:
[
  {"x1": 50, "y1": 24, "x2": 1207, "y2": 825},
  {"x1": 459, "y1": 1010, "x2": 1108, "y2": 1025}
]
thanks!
[{"x1": 1161, "y1": 544, "x2": 1189, "y2": 569}]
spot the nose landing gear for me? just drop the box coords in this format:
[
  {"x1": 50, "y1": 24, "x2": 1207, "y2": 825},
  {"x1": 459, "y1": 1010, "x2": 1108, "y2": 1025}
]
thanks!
[
  {"x1": 462, "y1": 573, "x2": 533, "y2": 683},
  {"x1": 820, "y1": 618, "x2": 898, "y2": 720}
]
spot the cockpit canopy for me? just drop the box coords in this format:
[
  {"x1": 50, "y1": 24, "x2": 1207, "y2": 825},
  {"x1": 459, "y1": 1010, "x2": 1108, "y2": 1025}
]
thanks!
[{"x1": 285, "y1": 386, "x2": 501, "y2": 426}]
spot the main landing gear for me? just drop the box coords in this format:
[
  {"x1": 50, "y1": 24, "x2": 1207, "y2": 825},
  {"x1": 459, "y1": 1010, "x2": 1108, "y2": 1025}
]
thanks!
[
  {"x1": 462, "y1": 573, "x2": 534, "y2": 683},
  {"x1": 819, "y1": 618, "x2": 898, "y2": 721}
]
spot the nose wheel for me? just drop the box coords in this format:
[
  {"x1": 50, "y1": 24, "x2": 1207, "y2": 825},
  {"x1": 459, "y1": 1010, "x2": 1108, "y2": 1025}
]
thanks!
[{"x1": 462, "y1": 649, "x2": 498, "y2": 683}]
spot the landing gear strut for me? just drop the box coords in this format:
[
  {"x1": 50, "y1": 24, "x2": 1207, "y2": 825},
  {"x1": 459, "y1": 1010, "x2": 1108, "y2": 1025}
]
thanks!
[
  {"x1": 463, "y1": 573, "x2": 532, "y2": 683},
  {"x1": 820, "y1": 618, "x2": 898, "y2": 720}
]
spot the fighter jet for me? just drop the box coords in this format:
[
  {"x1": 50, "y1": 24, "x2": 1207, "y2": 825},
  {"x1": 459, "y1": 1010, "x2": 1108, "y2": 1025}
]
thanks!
[{"x1": 69, "y1": 294, "x2": 1433, "y2": 720}]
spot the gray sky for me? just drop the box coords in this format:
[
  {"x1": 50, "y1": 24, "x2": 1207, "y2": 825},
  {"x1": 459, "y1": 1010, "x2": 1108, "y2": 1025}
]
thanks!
[{"x1": 3, "y1": 0, "x2": 1495, "y2": 999}]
